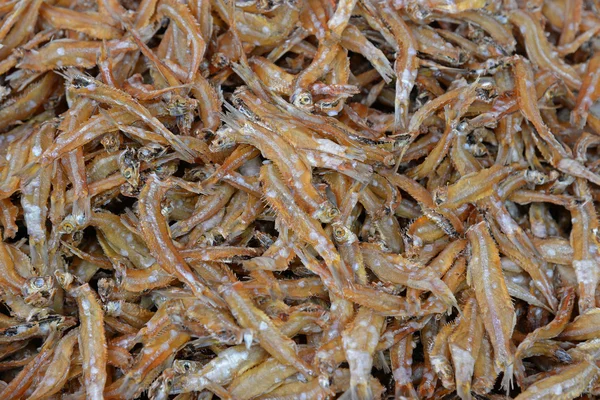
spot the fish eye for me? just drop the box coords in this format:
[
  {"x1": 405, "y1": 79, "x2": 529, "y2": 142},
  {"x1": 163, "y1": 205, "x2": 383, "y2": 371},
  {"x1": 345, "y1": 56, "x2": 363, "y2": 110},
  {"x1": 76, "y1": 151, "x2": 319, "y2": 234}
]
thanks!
[
  {"x1": 61, "y1": 222, "x2": 74, "y2": 234},
  {"x1": 326, "y1": 207, "x2": 339, "y2": 219},
  {"x1": 332, "y1": 224, "x2": 346, "y2": 239},
  {"x1": 293, "y1": 92, "x2": 312, "y2": 107}
]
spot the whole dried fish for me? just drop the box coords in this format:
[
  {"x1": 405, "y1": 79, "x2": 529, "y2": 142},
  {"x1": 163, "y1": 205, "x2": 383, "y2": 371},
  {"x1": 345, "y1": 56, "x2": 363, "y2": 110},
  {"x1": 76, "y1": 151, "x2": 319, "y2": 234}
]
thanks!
[{"x1": 0, "y1": 0, "x2": 597, "y2": 399}]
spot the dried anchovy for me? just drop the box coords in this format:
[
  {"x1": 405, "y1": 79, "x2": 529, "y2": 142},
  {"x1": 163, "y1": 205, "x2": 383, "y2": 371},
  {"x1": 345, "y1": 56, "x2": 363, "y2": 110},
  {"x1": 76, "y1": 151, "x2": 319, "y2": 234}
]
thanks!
[{"x1": 0, "y1": 0, "x2": 599, "y2": 399}]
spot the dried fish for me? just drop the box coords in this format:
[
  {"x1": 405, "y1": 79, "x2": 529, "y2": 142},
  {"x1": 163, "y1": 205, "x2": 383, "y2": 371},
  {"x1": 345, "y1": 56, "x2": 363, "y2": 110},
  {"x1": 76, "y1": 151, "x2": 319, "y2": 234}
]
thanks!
[{"x1": 0, "y1": 0, "x2": 598, "y2": 398}]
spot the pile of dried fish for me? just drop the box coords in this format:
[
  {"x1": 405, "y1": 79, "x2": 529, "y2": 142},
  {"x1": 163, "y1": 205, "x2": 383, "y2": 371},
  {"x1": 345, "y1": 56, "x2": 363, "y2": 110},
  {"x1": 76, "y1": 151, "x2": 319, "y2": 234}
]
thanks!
[{"x1": 0, "y1": 0, "x2": 600, "y2": 398}]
